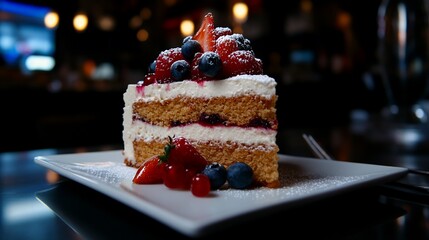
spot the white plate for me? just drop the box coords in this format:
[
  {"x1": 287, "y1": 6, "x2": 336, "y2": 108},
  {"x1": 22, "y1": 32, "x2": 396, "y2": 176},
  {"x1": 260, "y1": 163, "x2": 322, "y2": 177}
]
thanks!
[{"x1": 34, "y1": 150, "x2": 407, "y2": 237}]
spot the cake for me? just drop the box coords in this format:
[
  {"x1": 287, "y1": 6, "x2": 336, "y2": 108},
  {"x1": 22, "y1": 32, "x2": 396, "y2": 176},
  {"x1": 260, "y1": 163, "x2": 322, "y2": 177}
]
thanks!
[{"x1": 122, "y1": 13, "x2": 279, "y2": 188}]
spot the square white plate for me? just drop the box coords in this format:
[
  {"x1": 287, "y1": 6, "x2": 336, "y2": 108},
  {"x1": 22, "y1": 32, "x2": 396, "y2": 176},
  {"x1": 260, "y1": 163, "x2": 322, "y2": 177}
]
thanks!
[{"x1": 34, "y1": 150, "x2": 407, "y2": 237}]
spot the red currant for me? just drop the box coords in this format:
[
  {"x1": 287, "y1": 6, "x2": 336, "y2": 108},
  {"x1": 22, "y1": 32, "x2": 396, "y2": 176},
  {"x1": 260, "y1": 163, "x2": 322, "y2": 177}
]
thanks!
[{"x1": 191, "y1": 174, "x2": 211, "y2": 197}]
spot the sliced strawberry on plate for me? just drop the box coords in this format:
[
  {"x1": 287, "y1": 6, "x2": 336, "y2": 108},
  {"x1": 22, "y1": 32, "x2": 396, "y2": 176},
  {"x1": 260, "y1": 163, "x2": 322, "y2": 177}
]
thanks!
[
  {"x1": 133, "y1": 156, "x2": 165, "y2": 184},
  {"x1": 193, "y1": 13, "x2": 215, "y2": 52}
]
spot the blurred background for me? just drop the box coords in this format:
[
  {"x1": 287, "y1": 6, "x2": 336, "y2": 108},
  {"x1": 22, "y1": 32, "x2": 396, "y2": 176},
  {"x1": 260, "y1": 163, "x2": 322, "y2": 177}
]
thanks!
[{"x1": 0, "y1": 0, "x2": 400, "y2": 153}]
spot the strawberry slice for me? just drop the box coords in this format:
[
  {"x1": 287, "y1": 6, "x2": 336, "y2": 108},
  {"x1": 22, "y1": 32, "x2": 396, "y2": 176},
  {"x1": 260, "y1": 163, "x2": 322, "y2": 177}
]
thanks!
[
  {"x1": 193, "y1": 13, "x2": 215, "y2": 52},
  {"x1": 133, "y1": 156, "x2": 165, "y2": 184}
]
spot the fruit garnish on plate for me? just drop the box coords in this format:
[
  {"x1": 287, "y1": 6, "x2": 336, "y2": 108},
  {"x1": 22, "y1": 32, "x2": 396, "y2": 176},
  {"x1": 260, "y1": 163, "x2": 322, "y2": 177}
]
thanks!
[{"x1": 132, "y1": 136, "x2": 254, "y2": 197}]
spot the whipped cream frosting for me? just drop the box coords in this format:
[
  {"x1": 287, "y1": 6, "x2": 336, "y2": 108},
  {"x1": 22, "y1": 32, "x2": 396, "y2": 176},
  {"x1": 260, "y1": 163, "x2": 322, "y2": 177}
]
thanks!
[{"x1": 132, "y1": 74, "x2": 276, "y2": 102}]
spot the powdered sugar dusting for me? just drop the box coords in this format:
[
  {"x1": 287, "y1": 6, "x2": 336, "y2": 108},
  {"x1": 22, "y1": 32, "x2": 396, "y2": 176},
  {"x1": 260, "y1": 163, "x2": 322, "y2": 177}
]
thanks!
[
  {"x1": 54, "y1": 161, "x2": 136, "y2": 185},
  {"x1": 220, "y1": 166, "x2": 369, "y2": 200}
]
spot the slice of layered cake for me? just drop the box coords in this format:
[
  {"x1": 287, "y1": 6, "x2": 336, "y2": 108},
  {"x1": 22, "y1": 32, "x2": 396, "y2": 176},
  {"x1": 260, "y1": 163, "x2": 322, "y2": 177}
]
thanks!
[{"x1": 122, "y1": 13, "x2": 279, "y2": 188}]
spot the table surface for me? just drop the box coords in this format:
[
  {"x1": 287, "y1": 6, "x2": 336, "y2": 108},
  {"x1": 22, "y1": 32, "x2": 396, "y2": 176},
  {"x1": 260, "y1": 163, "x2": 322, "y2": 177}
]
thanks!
[{"x1": 1, "y1": 126, "x2": 429, "y2": 240}]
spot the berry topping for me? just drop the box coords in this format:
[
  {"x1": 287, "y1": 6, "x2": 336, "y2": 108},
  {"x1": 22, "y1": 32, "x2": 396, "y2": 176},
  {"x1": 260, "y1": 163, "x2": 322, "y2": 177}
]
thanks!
[
  {"x1": 198, "y1": 51, "x2": 222, "y2": 78},
  {"x1": 226, "y1": 162, "x2": 254, "y2": 189},
  {"x1": 222, "y1": 50, "x2": 263, "y2": 77},
  {"x1": 155, "y1": 47, "x2": 185, "y2": 83},
  {"x1": 181, "y1": 39, "x2": 202, "y2": 61},
  {"x1": 191, "y1": 52, "x2": 214, "y2": 81},
  {"x1": 215, "y1": 35, "x2": 240, "y2": 60},
  {"x1": 192, "y1": 13, "x2": 215, "y2": 52},
  {"x1": 230, "y1": 33, "x2": 253, "y2": 52},
  {"x1": 214, "y1": 27, "x2": 233, "y2": 39},
  {"x1": 148, "y1": 60, "x2": 156, "y2": 73},
  {"x1": 140, "y1": 73, "x2": 157, "y2": 86},
  {"x1": 202, "y1": 163, "x2": 227, "y2": 190},
  {"x1": 170, "y1": 60, "x2": 191, "y2": 81},
  {"x1": 141, "y1": 12, "x2": 264, "y2": 86}
]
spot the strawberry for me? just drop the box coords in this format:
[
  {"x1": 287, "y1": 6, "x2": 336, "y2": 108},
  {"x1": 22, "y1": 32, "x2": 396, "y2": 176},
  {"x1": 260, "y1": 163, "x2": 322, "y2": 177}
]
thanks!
[
  {"x1": 160, "y1": 136, "x2": 208, "y2": 172},
  {"x1": 193, "y1": 13, "x2": 215, "y2": 52},
  {"x1": 155, "y1": 47, "x2": 185, "y2": 83},
  {"x1": 162, "y1": 163, "x2": 188, "y2": 189},
  {"x1": 222, "y1": 50, "x2": 263, "y2": 77},
  {"x1": 133, "y1": 156, "x2": 165, "y2": 184}
]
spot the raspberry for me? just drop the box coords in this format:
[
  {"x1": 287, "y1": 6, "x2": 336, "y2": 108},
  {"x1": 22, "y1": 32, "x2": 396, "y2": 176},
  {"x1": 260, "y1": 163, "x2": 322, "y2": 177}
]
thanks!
[
  {"x1": 155, "y1": 47, "x2": 185, "y2": 83},
  {"x1": 222, "y1": 50, "x2": 263, "y2": 77}
]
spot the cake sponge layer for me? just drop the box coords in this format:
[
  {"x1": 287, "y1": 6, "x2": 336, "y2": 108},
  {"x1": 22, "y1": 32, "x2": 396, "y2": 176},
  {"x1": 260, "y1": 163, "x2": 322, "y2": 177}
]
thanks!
[{"x1": 133, "y1": 95, "x2": 277, "y2": 128}]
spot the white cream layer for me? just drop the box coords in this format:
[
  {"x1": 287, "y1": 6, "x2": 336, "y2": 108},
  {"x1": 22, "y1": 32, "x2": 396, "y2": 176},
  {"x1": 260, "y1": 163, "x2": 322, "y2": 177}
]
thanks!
[
  {"x1": 123, "y1": 121, "x2": 277, "y2": 161},
  {"x1": 129, "y1": 74, "x2": 276, "y2": 102}
]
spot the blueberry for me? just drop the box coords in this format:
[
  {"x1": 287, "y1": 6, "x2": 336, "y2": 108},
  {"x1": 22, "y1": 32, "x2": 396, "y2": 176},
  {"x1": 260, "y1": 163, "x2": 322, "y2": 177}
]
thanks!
[
  {"x1": 148, "y1": 60, "x2": 156, "y2": 73},
  {"x1": 227, "y1": 162, "x2": 253, "y2": 189},
  {"x1": 181, "y1": 39, "x2": 202, "y2": 61},
  {"x1": 170, "y1": 60, "x2": 190, "y2": 81},
  {"x1": 182, "y1": 35, "x2": 192, "y2": 44},
  {"x1": 198, "y1": 51, "x2": 222, "y2": 78},
  {"x1": 202, "y1": 163, "x2": 227, "y2": 190}
]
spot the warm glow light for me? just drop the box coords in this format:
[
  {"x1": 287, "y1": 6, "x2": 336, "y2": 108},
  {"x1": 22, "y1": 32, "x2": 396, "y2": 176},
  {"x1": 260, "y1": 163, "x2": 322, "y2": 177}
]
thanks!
[
  {"x1": 337, "y1": 11, "x2": 351, "y2": 29},
  {"x1": 137, "y1": 29, "x2": 149, "y2": 42},
  {"x1": 46, "y1": 170, "x2": 60, "y2": 183},
  {"x1": 140, "y1": 8, "x2": 151, "y2": 20},
  {"x1": 129, "y1": 16, "x2": 142, "y2": 29},
  {"x1": 233, "y1": 2, "x2": 248, "y2": 23},
  {"x1": 98, "y1": 16, "x2": 115, "y2": 31},
  {"x1": 44, "y1": 11, "x2": 59, "y2": 29},
  {"x1": 164, "y1": 0, "x2": 176, "y2": 7},
  {"x1": 180, "y1": 19, "x2": 194, "y2": 37},
  {"x1": 82, "y1": 59, "x2": 96, "y2": 77},
  {"x1": 73, "y1": 13, "x2": 88, "y2": 32},
  {"x1": 301, "y1": 0, "x2": 313, "y2": 13}
]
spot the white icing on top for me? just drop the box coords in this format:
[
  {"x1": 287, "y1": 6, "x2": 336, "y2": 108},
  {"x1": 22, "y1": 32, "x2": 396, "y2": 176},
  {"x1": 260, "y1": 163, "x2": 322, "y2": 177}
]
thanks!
[{"x1": 133, "y1": 74, "x2": 276, "y2": 102}]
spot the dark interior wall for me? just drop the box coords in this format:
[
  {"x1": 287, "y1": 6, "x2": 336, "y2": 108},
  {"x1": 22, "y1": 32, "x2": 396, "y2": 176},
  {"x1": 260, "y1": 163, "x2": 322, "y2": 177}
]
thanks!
[{"x1": 0, "y1": 88, "x2": 124, "y2": 152}]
